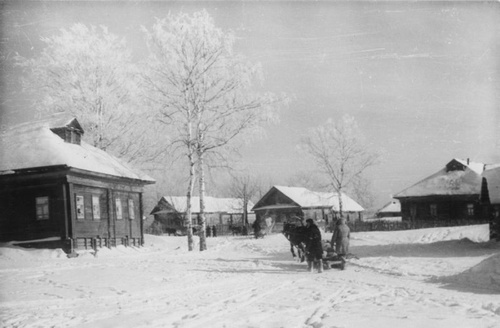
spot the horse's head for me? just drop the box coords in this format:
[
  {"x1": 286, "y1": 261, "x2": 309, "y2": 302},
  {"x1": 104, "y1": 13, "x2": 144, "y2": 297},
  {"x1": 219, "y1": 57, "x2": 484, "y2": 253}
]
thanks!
[{"x1": 283, "y1": 222, "x2": 294, "y2": 232}]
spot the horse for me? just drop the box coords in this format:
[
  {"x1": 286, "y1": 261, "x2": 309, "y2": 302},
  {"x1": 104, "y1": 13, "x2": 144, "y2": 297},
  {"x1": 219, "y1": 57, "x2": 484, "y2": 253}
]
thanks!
[{"x1": 282, "y1": 222, "x2": 309, "y2": 262}]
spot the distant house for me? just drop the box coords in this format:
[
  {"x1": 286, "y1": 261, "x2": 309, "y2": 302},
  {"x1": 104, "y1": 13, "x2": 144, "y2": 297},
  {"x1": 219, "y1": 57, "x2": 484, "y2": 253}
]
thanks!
[
  {"x1": 150, "y1": 196, "x2": 255, "y2": 233},
  {"x1": 0, "y1": 116, "x2": 155, "y2": 253},
  {"x1": 480, "y1": 165, "x2": 500, "y2": 241},
  {"x1": 376, "y1": 199, "x2": 401, "y2": 219},
  {"x1": 252, "y1": 186, "x2": 364, "y2": 231},
  {"x1": 393, "y1": 158, "x2": 488, "y2": 223}
]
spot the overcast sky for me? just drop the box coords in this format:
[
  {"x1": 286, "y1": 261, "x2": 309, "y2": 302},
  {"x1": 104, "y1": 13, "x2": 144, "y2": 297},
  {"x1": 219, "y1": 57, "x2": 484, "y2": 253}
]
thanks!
[{"x1": 1, "y1": 1, "x2": 499, "y2": 208}]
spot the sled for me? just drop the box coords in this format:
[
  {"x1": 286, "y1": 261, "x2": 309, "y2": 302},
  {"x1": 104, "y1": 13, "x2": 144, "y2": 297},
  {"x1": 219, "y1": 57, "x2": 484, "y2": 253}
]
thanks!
[
  {"x1": 322, "y1": 244, "x2": 358, "y2": 271},
  {"x1": 323, "y1": 254, "x2": 347, "y2": 270}
]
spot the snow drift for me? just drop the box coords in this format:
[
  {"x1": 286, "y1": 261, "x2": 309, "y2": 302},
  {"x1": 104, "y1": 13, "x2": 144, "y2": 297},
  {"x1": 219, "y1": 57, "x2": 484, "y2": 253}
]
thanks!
[{"x1": 1, "y1": 224, "x2": 499, "y2": 328}]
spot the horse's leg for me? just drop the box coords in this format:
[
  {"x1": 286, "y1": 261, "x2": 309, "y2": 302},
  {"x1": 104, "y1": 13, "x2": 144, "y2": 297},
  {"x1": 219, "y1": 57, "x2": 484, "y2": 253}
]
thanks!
[
  {"x1": 290, "y1": 242, "x2": 296, "y2": 258},
  {"x1": 299, "y1": 244, "x2": 306, "y2": 263}
]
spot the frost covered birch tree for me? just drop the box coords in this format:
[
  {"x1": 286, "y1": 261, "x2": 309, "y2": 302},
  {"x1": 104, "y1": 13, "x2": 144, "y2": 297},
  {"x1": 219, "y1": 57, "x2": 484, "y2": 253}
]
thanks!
[
  {"x1": 15, "y1": 24, "x2": 154, "y2": 163},
  {"x1": 299, "y1": 115, "x2": 379, "y2": 219},
  {"x1": 142, "y1": 11, "x2": 284, "y2": 251}
]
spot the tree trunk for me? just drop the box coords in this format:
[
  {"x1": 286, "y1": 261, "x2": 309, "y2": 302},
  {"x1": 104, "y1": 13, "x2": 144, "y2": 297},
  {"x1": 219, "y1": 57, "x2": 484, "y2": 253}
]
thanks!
[
  {"x1": 243, "y1": 198, "x2": 248, "y2": 226},
  {"x1": 338, "y1": 186, "x2": 344, "y2": 219},
  {"x1": 198, "y1": 152, "x2": 207, "y2": 251},
  {"x1": 186, "y1": 143, "x2": 196, "y2": 251},
  {"x1": 184, "y1": 89, "x2": 197, "y2": 251},
  {"x1": 243, "y1": 184, "x2": 248, "y2": 226}
]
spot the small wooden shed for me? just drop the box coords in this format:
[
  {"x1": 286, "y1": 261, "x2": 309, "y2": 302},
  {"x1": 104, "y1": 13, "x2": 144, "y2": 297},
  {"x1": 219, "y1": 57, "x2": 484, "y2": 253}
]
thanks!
[
  {"x1": 376, "y1": 199, "x2": 401, "y2": 219},
  {"x1": 0, "y1": 116, "x2": 155, "y2": 253}
]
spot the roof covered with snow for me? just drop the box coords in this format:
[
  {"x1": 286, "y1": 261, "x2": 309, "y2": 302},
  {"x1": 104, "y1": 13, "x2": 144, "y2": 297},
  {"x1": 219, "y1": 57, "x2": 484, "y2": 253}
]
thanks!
[
  {"x1": 394, "y1": 159, "x2": 484, "y2": 198},
  {"x1": 153, "y1": 196, "x2": 254, "y2": 214},
  {"x1": 254, "y1": 186, "x2": 364, "y2": 212},
  {"x1": 0, "y1": 116, "x2": 155, "y2": 183},
  {"x1": 482, "y1": 164, "x2": 500, "y2": 204},
  {"x1": 377, "y1": 199, "x2": 401, "y2": 213}
]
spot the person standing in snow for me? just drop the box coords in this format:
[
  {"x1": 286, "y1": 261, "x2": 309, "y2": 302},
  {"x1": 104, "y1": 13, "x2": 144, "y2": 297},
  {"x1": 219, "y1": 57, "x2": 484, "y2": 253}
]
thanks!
[
  {"x1": 206, "y1": 225, "x2": 212, "y2": 237},
  {"x1": 331, "y1": 218, "x2": 350, "y2": 258},
  {"x1": 305, "y1": 218, "x2": 324, "y2": 273},
  {"x1": 212, "y1": 225, "x2": 217, "y2": 237},
  {"x1": 252, "y1": 218, "x2": 262, "y2": 239}
]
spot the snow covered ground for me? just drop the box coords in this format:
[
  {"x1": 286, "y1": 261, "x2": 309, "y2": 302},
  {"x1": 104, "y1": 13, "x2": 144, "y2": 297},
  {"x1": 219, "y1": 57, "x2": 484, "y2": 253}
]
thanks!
[{"x1": 1, "y1": 224, "x2": 499, "y2": 328}]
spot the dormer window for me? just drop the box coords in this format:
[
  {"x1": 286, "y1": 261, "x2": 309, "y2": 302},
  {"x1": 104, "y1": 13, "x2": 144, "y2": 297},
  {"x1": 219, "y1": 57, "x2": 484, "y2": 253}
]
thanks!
[
  {"x1": 49, "y1": 119, "x2": 84, "y2": 145},
  {"x1": 51, "y1": 127, "x2": 82, "y2": 145},
  {"x1": 446, "y1": 160, "x2": 466, "y2": 172}
]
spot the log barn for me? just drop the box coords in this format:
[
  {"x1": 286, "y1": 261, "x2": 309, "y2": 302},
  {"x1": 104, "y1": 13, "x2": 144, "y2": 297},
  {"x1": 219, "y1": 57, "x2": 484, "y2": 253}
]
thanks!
[
  {"x1": 0, "y1": 116, "x2": 155, "y2": 253},
  {"x1": 394, "y1": 158, "x2": 489, "y2": 224},
  {"x1": 252, "y1": 186, "x2": 364, "y2": 232},
  {"x1": 150, "y1": 196, "x2": 255, "y2": 234}
]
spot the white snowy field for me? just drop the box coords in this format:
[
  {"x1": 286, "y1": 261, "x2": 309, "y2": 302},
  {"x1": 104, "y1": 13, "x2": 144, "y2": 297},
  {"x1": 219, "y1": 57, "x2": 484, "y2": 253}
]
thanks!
[{"x1": 1, "y1": 225, "x2": 499, "y2": 328}]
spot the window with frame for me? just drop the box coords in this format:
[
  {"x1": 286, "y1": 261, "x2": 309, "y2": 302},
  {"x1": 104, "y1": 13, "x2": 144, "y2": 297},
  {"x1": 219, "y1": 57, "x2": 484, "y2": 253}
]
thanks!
[
  {"x1": 430, "y1": 204, "x2": 437, "y2": 217},
  {"x1": 467, "y1": 204, "x2": 474, "y2": 216},
  {"x1": 76, "y1": 195, "x2": 85, "y2": 220},
  {"x1": 116, "y1": 198, "x2": 123, "y2": 220},
  {"x1": 92, "y1": 195, "x2": 101, "y2": 220},
  {"x1": 36, "y1": 196, "x2": 49, "y2": 220},
  {"x1": 128, "y1": 199, "x2": 135, "y2": 220}
]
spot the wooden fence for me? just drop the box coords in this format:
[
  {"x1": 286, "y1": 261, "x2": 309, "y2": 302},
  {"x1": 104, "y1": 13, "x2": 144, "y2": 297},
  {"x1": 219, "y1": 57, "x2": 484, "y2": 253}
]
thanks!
[
  {"x1": 146, "y1": 218, "x2": 489, "y2": 236},
  {"x1": 345, "y1": 218, "x2": 490, "y2": 233}
]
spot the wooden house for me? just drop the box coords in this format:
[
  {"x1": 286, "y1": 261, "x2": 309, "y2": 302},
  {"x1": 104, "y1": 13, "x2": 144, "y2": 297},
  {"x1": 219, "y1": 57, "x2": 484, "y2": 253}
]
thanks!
[
  {"x1": 150, "y1": 196, "x2": 255, "y2": 234},
  {"x1": 480, "y1": 165, "x2": 500, "y2": 241},
  {"x1": 0, "y1": 116, "x2": 155, "y2": 253},
  {"x1": 251, "y1": 186, "x2": 364, "y2": 232},
  {"x1": 393, "y1": 158, "x2": 487, "y2": 223},
  {"x1": 376, "y1": 199, "x2": 401, "y2": 219}
]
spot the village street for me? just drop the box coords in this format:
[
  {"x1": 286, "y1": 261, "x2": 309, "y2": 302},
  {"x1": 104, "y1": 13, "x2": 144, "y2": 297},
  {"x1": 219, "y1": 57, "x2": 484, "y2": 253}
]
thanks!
[{"x1": 1, "y1": 225, "x2": 499, "y2": 328}]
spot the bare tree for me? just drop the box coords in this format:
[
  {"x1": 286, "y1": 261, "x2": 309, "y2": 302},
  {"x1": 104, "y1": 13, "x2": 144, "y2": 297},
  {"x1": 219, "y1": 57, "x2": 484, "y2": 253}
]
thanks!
[
  {"x1": 348, "y1": 175, "x2": 376, "y2": 211},
  {"x1": 142, "y1": 11, "x2": 285, "y2": 251},
  {"x1": 15, "y1": 23, "x2": 158, "y2": 164},
  {"x1": 229, "y1": 173, "x2": 262, "y2": 226},
  {"x1": 299, "y1": 115, "x2": 379, "y2": 218}
]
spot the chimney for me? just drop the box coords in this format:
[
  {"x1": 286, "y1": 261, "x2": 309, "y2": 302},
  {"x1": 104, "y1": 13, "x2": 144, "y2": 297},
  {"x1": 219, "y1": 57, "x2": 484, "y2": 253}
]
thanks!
[{"x1": 467, "y1": 158, "x2": 469, "y2": 165}]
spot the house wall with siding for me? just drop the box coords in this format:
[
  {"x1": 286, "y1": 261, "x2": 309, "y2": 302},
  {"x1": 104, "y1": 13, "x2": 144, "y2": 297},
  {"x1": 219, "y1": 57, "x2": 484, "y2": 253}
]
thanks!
[
  {"x1": 0, "y1": 182, "x2": 66, "y2": 242},
  {"x1": 399, "y1": 197, "x2": 482, "y2": 222},
  {"x1": 0, "y1": 171, "x2": 147, "y2": 252}
]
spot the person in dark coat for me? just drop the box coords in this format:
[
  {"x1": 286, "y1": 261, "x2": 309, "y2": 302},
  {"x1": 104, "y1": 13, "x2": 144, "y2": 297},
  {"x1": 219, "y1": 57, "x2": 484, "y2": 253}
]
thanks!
[
  {"x1": 212, "y1": 225, "x2": 217, "y2": 237},
  {"x1": 206, "y1": 225, "x2": 212, "y2": 237},
  {"x1": 331, "y1": 218, "x2": 350, "y2": 257},
  {"x1": 305, "y1": 218, "x2": 324, "y2": 273},
  {"x1": 252, "y1": 219, "x2": 262, "y2": 239}
]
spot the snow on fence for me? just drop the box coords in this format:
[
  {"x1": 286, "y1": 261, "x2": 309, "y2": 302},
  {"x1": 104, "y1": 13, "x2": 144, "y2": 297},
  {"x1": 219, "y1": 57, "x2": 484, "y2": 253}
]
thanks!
[{"x1": 347, "y1": 218, "x2": 490, "y2": 232}]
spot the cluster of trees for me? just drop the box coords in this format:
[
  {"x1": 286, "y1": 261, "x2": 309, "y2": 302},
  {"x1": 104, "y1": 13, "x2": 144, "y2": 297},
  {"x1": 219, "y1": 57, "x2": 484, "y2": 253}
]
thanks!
[{"x1": 13, "y1": 10, "x2": 378, "y2": 251}]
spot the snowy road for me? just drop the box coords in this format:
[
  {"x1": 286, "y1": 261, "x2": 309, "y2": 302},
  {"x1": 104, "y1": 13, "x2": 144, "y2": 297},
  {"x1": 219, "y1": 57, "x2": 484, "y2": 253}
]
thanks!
[{"x1": 1, "y1": 225, "x2": 499, "y2": 328}]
